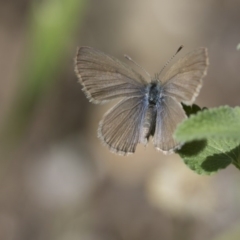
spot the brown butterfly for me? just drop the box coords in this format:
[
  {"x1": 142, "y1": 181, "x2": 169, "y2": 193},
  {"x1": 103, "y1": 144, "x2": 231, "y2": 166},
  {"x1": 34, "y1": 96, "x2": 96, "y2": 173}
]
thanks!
[{"x1": 75, "y1": 46, "x2": 208, "y2": 155}]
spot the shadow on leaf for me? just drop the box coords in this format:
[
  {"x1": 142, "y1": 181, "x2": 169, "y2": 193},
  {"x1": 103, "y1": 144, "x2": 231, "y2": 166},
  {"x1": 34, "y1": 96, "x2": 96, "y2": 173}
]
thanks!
[
  {"x1": 177, "y1": 139, "x2": 240, "y2": 174},
  {"x1": 177, "y1": 140, "x2": 207, "y2": 156},
  {"x1": 201, "y1": 144, "x2": 240, "y2": 172}
]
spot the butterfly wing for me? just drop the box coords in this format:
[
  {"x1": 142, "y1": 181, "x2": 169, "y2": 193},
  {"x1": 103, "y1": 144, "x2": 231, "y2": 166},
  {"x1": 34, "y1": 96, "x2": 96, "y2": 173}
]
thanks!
[
  {"x1": 75, "y1": 47, "x2": 147, "y2": 103},
  {"x1": 161, "y1": 48, "x2": 209, "y2": 105},
  {"x1": 154, "y1": 96, "x2": 187, "y2": 154},
  {"x1": 98, "y1": 97, "x2": 148, "y2": 155},
  {"x1": 154, "y1": 48, "x2": 208, "y2": 153}
]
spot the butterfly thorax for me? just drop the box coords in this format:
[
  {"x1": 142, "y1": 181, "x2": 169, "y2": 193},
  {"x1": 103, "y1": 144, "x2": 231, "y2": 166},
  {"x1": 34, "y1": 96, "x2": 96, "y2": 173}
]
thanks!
[{"x1": 147, "y1": 81, "x2": 163, "y2": 105}]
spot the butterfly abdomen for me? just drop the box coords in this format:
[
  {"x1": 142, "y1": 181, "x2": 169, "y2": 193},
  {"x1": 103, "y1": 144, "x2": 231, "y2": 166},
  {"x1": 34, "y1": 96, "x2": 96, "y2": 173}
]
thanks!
[{"x1": 140, "y1": 106, "x2": 157, "y2": 144}]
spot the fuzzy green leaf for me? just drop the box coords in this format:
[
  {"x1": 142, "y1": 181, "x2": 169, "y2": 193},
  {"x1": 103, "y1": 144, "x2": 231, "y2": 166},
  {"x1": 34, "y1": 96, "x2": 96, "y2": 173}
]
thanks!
[
  {"x1": 176, "y1": 106, "x2": 240, "y2": 174},
  {"x1": 176, "y1": 106, "x2": 240, "y2": 141}
]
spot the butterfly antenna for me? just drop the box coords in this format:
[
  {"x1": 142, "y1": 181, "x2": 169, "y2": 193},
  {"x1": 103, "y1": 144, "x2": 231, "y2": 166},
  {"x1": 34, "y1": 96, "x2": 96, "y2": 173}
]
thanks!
[
  {"x1": 124, "y1": 54, "x2": 151, "y2": 78},
  {"x1": 157, "y1": 45, "x2": 184, "y2": 78}
]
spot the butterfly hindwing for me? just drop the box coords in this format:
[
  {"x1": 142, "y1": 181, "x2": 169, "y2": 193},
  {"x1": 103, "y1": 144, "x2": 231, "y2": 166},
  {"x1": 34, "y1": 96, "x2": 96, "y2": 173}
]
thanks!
[
  {"x1": 98, "y1": 97, "x2": 148, "y2": 155},
  {"x1": 154, "y1": 96, "x2": 187, "y2": 153}
]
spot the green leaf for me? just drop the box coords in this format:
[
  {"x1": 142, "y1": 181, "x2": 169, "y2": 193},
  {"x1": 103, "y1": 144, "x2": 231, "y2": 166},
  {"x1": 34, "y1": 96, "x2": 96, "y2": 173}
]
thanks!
[
  {"x1": 177, "y1": 139, "x2": 240, "y2": 175},
  {"x1": 176, "y1": 106, "x2": 240, "y2": 141},
  {"x1": 175, "y1": 106, "x2": 240, "y2": 174}
]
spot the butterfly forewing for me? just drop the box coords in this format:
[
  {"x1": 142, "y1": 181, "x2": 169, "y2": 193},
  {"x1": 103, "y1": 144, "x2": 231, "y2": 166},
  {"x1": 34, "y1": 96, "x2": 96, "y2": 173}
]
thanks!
[
  {"x1": 161, "y1": 48, "x2": 208, "y2": 105},
  {"x1": 75, "y1": 47, "x2": 147, "y2": 103},
  {"x1": 154, "y1": 96, "x2": 187, "y2": 153},
  {"x1": 98, "y1": 97, "x2": 148, "y2": 155}
]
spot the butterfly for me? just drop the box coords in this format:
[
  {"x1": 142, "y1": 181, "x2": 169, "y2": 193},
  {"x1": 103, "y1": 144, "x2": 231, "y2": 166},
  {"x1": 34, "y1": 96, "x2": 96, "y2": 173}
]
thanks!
[{"x1": 75, "y1": 46, "x2": 208, "y2": 155}]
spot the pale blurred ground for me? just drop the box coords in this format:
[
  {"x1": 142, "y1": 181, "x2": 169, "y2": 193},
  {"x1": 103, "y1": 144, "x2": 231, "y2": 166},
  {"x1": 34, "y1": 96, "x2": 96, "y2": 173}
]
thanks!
[{"x1": 0, "y1": 0, "x2": 240, "y2": 240}]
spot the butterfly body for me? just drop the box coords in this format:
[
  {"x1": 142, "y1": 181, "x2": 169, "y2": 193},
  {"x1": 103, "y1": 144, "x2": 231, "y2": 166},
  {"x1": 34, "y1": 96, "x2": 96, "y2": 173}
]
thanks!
[
  {"x1": 147, "y1": 81, "x2": 162, "y2": 105},
  {"x1": 75, "y1": 47, "x2": 209, "y2": 155},
  {"x1": 140, "y1": 81, "x2": 162, "y2": 142}
]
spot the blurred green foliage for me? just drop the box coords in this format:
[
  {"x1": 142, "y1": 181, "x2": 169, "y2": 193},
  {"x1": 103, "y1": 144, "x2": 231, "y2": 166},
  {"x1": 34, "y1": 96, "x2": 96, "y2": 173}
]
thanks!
[
  {"x1": 237, "y1": 43, "x2": 240, "y2": 50},
  {"x1": 212, "y1": 222, "x2": 240, "y2": 240},
  {"x1": 1, "y1": 0, "x2": 87, "y2": 147}
]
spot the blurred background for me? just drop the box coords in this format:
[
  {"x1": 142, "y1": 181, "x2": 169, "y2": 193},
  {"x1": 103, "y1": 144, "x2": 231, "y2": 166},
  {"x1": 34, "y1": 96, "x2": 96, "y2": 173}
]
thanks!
[{"x1": 0, "y1": 0, "x2": 240, "y2": 239}]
